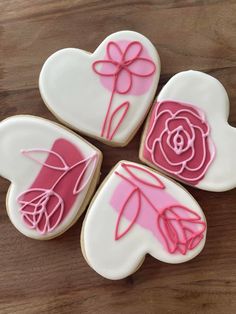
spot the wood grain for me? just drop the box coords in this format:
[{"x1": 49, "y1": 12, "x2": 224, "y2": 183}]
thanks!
[{"x1": 1, "y1": 1, "x2": 236, "y2": 313}]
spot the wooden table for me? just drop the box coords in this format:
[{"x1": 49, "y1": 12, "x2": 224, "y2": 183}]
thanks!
[{"x1": 1, "y1": 1, "x2": 236, "y2": 313}]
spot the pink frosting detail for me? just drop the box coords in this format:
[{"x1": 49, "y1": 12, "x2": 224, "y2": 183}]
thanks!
[
  {"x1": 96, "y1": 40, "x2": 155, "y2": 95},
  {"x1": 17, "y1": 139, "x2": 97, "y2": 235},
  {"x1": 144, "y1": 100, "x2": 216, "y2": 185},
  {"x1": 110, "y1": 163, "x2": 206, "y2": 255},
  {"x1": 92, "y1": 40, "x2": 156, "y2": 140}
]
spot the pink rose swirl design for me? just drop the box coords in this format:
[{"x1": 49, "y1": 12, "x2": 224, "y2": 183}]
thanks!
[
  {"x1": 111, "y1": 163, "x2": 206, "y2": 255},
  {"x1": 92, "y1": 40, "x2": 156, "y2": 141},
  {"x1": 17, "y1": 139, "x2": 97, "y2": 235},
  {"x1": 145, "y1": 100, "x2": 216, "y2": 185}
]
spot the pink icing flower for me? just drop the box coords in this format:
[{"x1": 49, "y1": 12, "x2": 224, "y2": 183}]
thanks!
[
  {"x1": 18, "y1": 188, "x2": 64, "y2": 234},
  {"x1": 146, "y1": 101, "x2": 215, "y2": 185},
  {"x1": 17, "y1": 140, "x2": 98, "y2": 235},
  {"x1": 92, "y1": 41, "x2": 156, "y2": 140},
  {"x1": 93, "y1": 41, "x2": 156, "y2": 94},
  {"x1": 157, "y1": 205, "x2": 206, "y2": 255}
]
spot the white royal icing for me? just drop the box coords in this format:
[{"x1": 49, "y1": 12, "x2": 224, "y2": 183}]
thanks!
[{"x1": 39, "y1": 31, "x2": 160, "y2": 146}]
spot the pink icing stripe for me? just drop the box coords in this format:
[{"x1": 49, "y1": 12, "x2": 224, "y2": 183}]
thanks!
[
  {"x1": 17, "y1": 138, "x2": 97, "y2": 235},
  {"x1": 111, "y1": 163, "x2": 206, "y2": 255},
  {"x1": 92, "y1": 40, "x2": 156, "y2": 141},
  {"x1": 144, "y1": 100, "x2": 216, "y2": 185}
]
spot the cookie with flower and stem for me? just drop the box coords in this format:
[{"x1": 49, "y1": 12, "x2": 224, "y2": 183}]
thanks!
[
  {"x1": 0, "y1": 115, "x2": 102, "y2": 240},
  {"x1": 81, "y1": 161, "x2": 207, "y2": 280},
  {"x1": 39, "y1": 30, "x2": 160, "y2": 147},
  {"x1": 140, "y1": 70, "x2": 236, "y2": 192}
]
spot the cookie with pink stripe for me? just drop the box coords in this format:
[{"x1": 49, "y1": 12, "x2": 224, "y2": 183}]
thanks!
[
  {"x1": 82, "y1": 161, "x2": 206, "y2": 280},
  {"x1": 0, "y1": 116, "x2": 102, "y2": 240},
  {"x1": 140, "y1": 70, "x2": 236, "y2": 191},
  {"x1": 39, "y1": 31, "x2": 160, "y2": 146}
]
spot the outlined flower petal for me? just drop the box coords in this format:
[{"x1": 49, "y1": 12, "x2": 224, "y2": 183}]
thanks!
[
  {"x1": 107, "y1": 102, "x2": 129, "y2": 141},
  {"x1": 123, "y1": 41, "x2": 142, "y2": 62},
  {"x1": 18, "y1": 188, "x2": 48, "y2": 212},
  {"x1": 37, "y1": 213, "x2": 48, "y2": 234},
  {"x1": 175, "y1": 109, "x2": 209, "y2": 135},
  {"x1": 157, "y1": 205, "x2": 206, "y2": 255},
  {"x1": 120, "y1": 163, "x2": 165, "y2": 189},
  {"x1": 145, "y1": 109, "x2": 172, "y2": 152},
  {"x1": 18, "y1": 188, "x2": 65, "y2": 235},
  {"x1": 21, "y1": 149, "x2": 69, "y2": 171},
  {"x1": 92, "y1": 60, "x2": 119, "y2": 76},
  {"x1": 163, "y1": 205, "x2": 201, "y2": 221},
  {"x1": 127, "y1": 57, "x2": 156, "y2": 77},
  {"x1": 115, "y1": 68, "x2": 132, "y2": 94},
  {"x1": 47, "y1": 194, "x2": 64, "y2": 232},
  {"x1": 107, "y1": 41, "x2": 123, "y2": 62},
  {"x1": 157, "y1": 214, "x2": 178, "y2": 253},
  {"x1": 115, "y1": 188, "x2": 141, "y2": 240}
]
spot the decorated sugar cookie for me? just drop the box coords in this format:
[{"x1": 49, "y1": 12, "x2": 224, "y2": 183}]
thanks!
[
  {"x1": 39, "y1": 31, "x2": 160, "y2": 146},
  {"x1": 140, "y1": 70, "x2": 236, "y2": 191},
  {"x1": 82, "y1": 161, "x2": 206, "y2": 280},
  {"x1": 0, "y1": 116, "x2": 102, "y2": 240}
]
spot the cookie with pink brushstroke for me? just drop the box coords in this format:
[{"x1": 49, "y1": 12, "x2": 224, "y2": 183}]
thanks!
[
  {"x1": 81, "y1": 161, "x2": 206, "y2": 280},
  {"x1": 0, "y1": 115, "x2": 102, "y2": 240}
]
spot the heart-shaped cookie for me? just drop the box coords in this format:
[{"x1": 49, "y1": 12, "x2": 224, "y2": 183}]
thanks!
[
  {"x1": 81, "y1": 161, "x2": 206, "y2": 280},
  {"x1": 0, "y1": 116, "x2": 102, "y2": 239},
  {"x1": 39, "y1": 31, "x2": 160, "y2": 146},
  {"x1": 140, "y1": 70, "x2": 236, "y2": 191}
]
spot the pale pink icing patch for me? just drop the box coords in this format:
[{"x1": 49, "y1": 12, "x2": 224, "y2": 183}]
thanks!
[
  {"x1": 99, "y1": 40, "x2": 154, "y2": 96},
  {"x1": 17, "y1": 138, "x2": 97, "y2": 234},
  {"x1": 110, "y1": 164, "x2": 206, "y2": 255}
]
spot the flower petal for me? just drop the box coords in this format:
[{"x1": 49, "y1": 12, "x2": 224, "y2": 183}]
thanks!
[
  {"x1": 92, "y1": 60, "x2": 119, "y2": 77},
  {"x1": 175, "y1": 109, "x2": 209, "y2": 135},
  {"x1": 152, "y1": 138, "x2": 183, "y2": 174},
  {"x1": 127, "y1": 58, "x2": 156, "y2": 77},
  {"x1": 185, "y1": 127, "x2": 206, "y2": 171},
  {"x1": 178, "y1": 130, "x2": 216, "y2": 184},
  {"x1": 157, "y1": 214, "x2": 178, "y2": 253},
  {"x1": 157, "y1": 206, "x2": 206, "y2": 255},
  {"x1": 48, "y1": 198, "x2": 64, "y2": 232},
  {"x1": 107, "y1": 41, "x2": 123, "y2": 63},
  {"x1": 166, "y1": 117, "x2": 194, "y2": 140},
  {"x1": 160, "y1": 131, "x2": 194, "y2": 166},
  {"x1": 37, "y1": 213, "x2": 48, "y2": 234},
  {"x1": 115, "y1": 68, "x2": 132, "y2": 94},
  {"x1": 123, "y1": 41, "x2": 142, "y2": 62},
  {"x1": 166, "y1": 205, "x2": 201, "y2": 221},
  {"x1": 146, "y1": 109, "x2": 172, "y2": 152}
]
